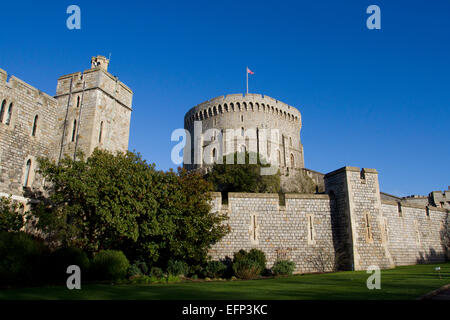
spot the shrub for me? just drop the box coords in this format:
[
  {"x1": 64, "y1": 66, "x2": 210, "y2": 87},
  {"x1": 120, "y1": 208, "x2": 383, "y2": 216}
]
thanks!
[
  {"x1": 128, "y1": 260, "x2": 149, "y2": 277},
  {"x1": 167, "y1": 274, "x2": 181, "y2": 283},
  {"x1": 272, "y1": 260, "x2": 295, "y2": 276},
  {"x1": 0, "y1": 231, "x2": 48, "y2": 286},
  {"x1": 90, "y1": 250, "x2": 130, "y2": 281},
  {"x1": 49, "y1": 247, "x2": 90, "y2": 284},
  {"x1": 232, "y1": 259, "x2": 262, "y2": 280},
  {"x1": 150, "y1": 267, "x2": 164, "y2": 278},
  {"x1": 232, "y1": 249, "x2": 266, "y2": 276},
  {"x1": 247, "y1": 249, "x2": 266, "y2": 271},
  {"x1": 205, "y1": 261, "x2": 227, "y2": 278},
  {"x1": 130, "y1": 275, "x2": 151, "y2": 284},
  {"x1": 167, "y1": 260, "x2": 189, "y2": 277}
]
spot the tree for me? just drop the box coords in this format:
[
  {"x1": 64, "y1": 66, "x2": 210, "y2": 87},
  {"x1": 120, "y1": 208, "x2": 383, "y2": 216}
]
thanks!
[
  {"x1": 206, "y1": 152, "x2": 281, "y2": 198},
  {"x1": 31, "y1": 149, "x2": 228, "y2": 269},
  {"x1": 0, "y1": 197, "x2": 24, "y2": 232}
]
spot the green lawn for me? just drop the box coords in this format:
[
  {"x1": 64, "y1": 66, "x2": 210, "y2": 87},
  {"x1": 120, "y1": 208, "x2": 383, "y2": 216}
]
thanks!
[{"x1": 1, "y1": 262, "x2": 449, "y2": 300}]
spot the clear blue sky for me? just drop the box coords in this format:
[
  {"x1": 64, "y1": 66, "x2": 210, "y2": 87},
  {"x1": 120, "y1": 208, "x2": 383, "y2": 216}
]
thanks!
[{"x1": 0, "y1": 0, "x2": 449, "y2": 197}]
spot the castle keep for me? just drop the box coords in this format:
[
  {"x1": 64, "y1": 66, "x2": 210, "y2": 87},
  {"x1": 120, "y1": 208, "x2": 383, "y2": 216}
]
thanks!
[{"x1": 0, "y1": 56, "x2": 133, "y2": 201}]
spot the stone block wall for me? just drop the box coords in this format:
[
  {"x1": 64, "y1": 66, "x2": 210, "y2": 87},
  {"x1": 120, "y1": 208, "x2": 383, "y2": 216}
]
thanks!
[
  {"x1": 381, "y1": 201, "x2": 448, "y2": 265},
  {"x1": 209, "y1": 167, "x2": 448, "y2": 274},
  {"x1": 209, "y1": 192, "x2": 336, "y2": 274},
  {"x1": 0, "y1": 69, "x2": 59, "y2": 196}
]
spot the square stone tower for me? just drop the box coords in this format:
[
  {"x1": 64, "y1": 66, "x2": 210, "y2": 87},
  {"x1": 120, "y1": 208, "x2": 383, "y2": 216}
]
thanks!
[
  {"x1": 54, "y1": 56, "x2": 133, "y2": 161},
  {"x1": 325, "y1": 167, "x2": 395, "y2": 271}
]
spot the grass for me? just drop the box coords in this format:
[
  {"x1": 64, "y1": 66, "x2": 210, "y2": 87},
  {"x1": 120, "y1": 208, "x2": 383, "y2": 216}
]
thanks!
[{"x1": 0, "y1": 262, "x2": 449, "y2": 300}]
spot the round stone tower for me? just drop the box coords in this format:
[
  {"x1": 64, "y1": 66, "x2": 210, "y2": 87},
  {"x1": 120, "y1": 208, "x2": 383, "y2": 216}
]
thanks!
[{"x1": 183, "y1": 93, "x2": 304, "y2": 175}]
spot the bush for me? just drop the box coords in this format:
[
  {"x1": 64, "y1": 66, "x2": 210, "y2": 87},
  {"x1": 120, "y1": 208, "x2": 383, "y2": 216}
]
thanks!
[
  {"x1": 272, "y1": 260, "x2": 295, "y2": 276},
  {"x1": 128, "y1": 260, "x2": 149, "y2": 277},
  {"x1": 247, "y1": 249, "x2": 266, "y2": 271},
  {"x1": 232, "y1": 259, "x2": 262, "y2": 280},
  {"x1": 0, "y1": 231, "x2": 48, "y2": 286},
  {"x1": 167, "y1": 260, "x2": 189, "y2": 277},
  {"x1": 205, "y1": 261, "x2": 227, "y2": 279},
  {"x1": 232, "y1": 249, "x2": 266, "y2": 276},
  {"x1": 150, "y1": 267, "x2": 164, "y2": 278},
  {"x1": 90, "y1": 250, "x2": 130, "y2": 281},
  {"x1": 48, "y1": 247, "x2": 90, "y2": 284},
  {"x1": 167, "y1": 274, "x2": 181, "y2": 283}
]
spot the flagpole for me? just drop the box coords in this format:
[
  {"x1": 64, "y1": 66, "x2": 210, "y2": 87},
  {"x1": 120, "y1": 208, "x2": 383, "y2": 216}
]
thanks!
[{"x1": 246, "y1": 66, "x2": 248, "y2": 95}]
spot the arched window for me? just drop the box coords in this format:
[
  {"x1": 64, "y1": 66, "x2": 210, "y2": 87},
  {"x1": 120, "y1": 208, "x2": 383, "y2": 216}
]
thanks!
[
  {"x1": 0, "y1": 100, "x2": 6, "y2": 123},
  {"x1": 212, "y1": 148, "x2": 217, "y2": 161},
  {"x1": 71, "y1": 119, "x2": 77, "y2": 142},
  {"x1": 241, "y1": 127, "x2": 244, "y2": 136},
  {"x1": 32, "y1": 115, "x2": 38, "y2": 137},
  {"x1": 290, "y1": 153, "x2": 295, "y2": 168},
  {"x1": 5, "y1": 103, "x2": 12, "y2": 125},
  {"x1": 23, "y1": 159, "x2": 32, "y2": 187},
  {"x1": 240, "y1": 145, "x2": 246, "y2": 153},
  {"x1": 99, "y1": 121, "x2": 103, "y2": 143}
]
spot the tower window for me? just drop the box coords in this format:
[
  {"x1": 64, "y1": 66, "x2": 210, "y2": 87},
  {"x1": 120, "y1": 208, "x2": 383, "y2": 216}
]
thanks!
[
  {"x1": 71, "y1": 119, "x2": 77, "y2": 142},
  {"x1": 212, "y1": 148, "x2": 216, "y2": 161},
  {"x1": 76, "y1": 96, "x2": 80, "y2": 108},
  {"x1": 0, "y1": 100, "x2": 5, "y2": 123},
  {"x1": 241, "y1": 127, "x2": 244, "y2": 136},
  {"x1": 290, "y1": 153, "x2": 294, "y2": 168},
  {"x1": 23, "y1": 159, "x2": 32, "y2": 187},
  {"x1": 99, "y1": 121, "x2": 103, "y2": 143},
  {"x1": 5, "y1": 103, "x2": 13, "y2": 125},
  {"x1": 241, "y1": 115, "x2": 244, "y2": 122},
  {"x1": 32, "y1": 115, "x2": 38, "y2": 137},
  {"x1": 397, "y1": 202, "x2": 402, "y2": 217}
]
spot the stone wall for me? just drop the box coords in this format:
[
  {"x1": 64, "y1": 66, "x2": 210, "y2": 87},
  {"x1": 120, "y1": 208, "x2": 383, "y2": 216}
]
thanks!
[
  {"x1": 381, "y1": 201, "x2": 448, "y2": 266},
  {"x1": 209, "y1": 192, "x2": 336, "y2": 274},
  {"x1": 209, "y1": 166, "x2": 449, "y2": 274},
  {"x1": 0, "y1": 69, "x2": 59, "y2": 196}
]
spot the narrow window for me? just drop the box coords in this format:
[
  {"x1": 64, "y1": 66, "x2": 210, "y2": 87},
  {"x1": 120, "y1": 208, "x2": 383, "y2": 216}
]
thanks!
[
  {"x1": 99, "y1": 121, "x2": 103, "y2": 143},
  {"x1": 365, "y1": 213, "x2": 372, "y2": 241},
  {"x1": 252, "y1": 215, "x2": 256, "y2": 241},
  {"x1": 0, "y1": 100, "x2": 5, "y2": 122},
  {"x1": 76, "y1": 96, "x2": 80, "y2": 108},
  {"x1": 31, "y1": 115, "x2": 38, "y2": 136},
  {"x1": 307, "y1": 214, "x2": 315, "y2": 244},
  {"x1": 23, "y1": 159, "x2": 31, "y2": 187},
  {"x1": 397, "y1": 202, "x2": 402, "y2": 217},
  {"x1": 290, "y1": 153, "x2": 294, "y2": 168},
  {"x1": 309, "y1": 216, "x2": 314, "y2": 241},
  {"x1": 241, "y1": 127, "x2": 244, "y2": 136},
  {"x1": 241, "y1": 115, "x2": 244, "y2": 122},
  {"x1": 426, "y1": 207, "x2": 430, "y2": 218},
  {"x1": 212, "y1": 148, "x2": 216, "y2": 161},
  {"x1": 289, "y1": 137, "x2": 292, "y2": 146},
  {"x1": 5, "y1": 103, "x2": 13, "y2": 125},
  {"x1": 71, "y1": 119, "x2": 77, "y2": 142}
]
